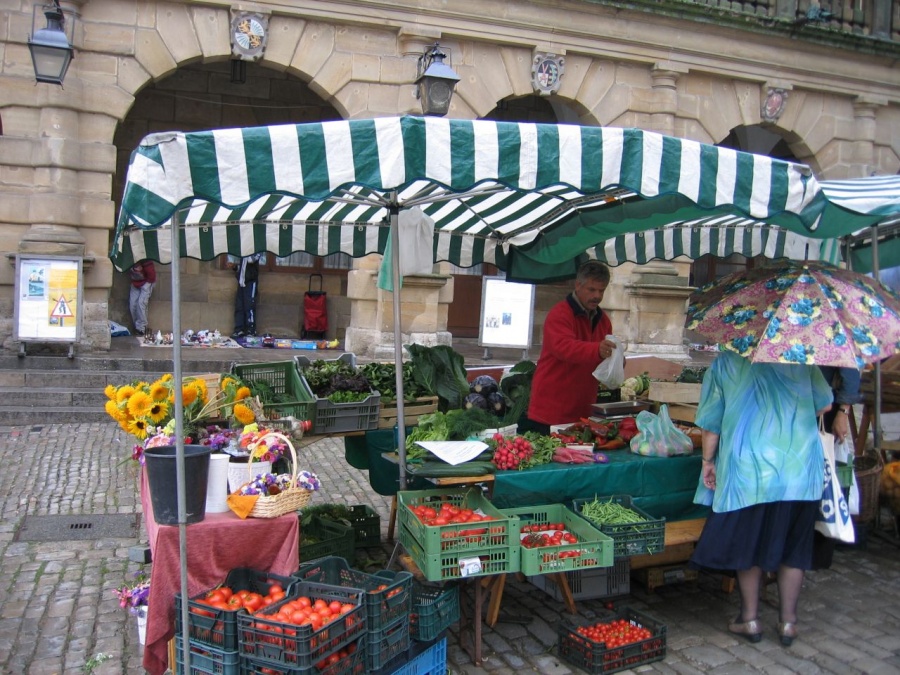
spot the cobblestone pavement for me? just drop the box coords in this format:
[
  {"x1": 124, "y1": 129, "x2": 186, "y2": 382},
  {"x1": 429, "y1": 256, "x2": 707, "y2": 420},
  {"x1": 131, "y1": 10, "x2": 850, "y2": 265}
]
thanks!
[{"x1": 1, "y1": 420, "x2": 900, "y2": 674}]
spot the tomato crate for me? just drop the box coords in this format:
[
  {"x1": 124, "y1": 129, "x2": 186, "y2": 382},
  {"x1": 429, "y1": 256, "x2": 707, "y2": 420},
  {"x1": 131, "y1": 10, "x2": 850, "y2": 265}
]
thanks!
[
  {"x1": 231, "y1": 361, "x2": 317, "y2": 422},
  {"x1": 366, "y1": 617, "x2": 410, "y2": 672},
  {"x1": 399, "y1": 523, "x2": 518, "y2": 581},
  {"x1": 499, "y1": 503, "x2": 614, "y2": 576},
  {"x1": 294, "y1": 556, "x2": 412, "y2": 632},
  {"x1": 295, "y1": 355, "x2": 381, "y2": 434},
  {"x1": 175, "y1": 568, "x2": 297, "y2": 652},
  {"x1": 571, "y1": 495, "x2": 665, "y2": 559},
  {"x1": 239, "y1": 635, "x2": 366, "y2": 675},
  {"x1": 528, "y1": 559, "x2": 631, "y2": 602},
  {"x1": 409, "y1": 582, "x2": 459, "y2": 642},
  {"x1": 397, "y1": 488, "x2": 520, "y2": 556},
  {"x1": 299, "y1": 515, "x2": 356, "y2": 563},
  {"x1": 557, "y1": 608, "x2": 667, "y2": 675},
  {"x1": 236, "y1": 581, "x2": 366, "y2": 670},
  {"x1": 174, "y1": 636, "x2": 239, "y2": 675}
]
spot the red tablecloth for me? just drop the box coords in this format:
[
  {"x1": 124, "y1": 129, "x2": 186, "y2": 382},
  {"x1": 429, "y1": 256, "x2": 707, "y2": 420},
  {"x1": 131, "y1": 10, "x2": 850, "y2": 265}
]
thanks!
[{"x1": 140, "y1": 470, "x2": 299, "y2": 675}]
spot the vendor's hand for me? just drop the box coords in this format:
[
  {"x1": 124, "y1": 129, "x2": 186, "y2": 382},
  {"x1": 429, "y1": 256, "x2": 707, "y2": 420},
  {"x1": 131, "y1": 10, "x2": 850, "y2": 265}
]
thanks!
[{"x1": 598, "y1": 338, "x2": 617, "y2": 360}]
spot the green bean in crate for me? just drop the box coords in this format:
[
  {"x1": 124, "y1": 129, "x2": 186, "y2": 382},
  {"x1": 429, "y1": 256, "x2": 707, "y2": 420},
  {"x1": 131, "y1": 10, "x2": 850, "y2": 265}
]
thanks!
[{"x1": 572, "y1": 495, "x2": 665, "y2": 558}]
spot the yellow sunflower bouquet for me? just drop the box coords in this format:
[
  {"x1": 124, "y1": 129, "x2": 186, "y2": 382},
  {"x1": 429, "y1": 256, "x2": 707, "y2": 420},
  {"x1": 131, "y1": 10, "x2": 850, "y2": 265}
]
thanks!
[{"x1": 105, "y1": 373, "x2": 259, "y2": 460}]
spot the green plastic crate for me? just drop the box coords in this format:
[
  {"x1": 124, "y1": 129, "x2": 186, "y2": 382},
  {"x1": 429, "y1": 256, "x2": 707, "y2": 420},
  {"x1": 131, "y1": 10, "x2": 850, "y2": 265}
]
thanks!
[
  {"x1": 500, "y1": 503, "x2": 614, "y2": 576},
  {"x1": 399, "y1": 523, "x2": 518, "y2": 581},
  {"x1": 397, "y1": 488, "x2": 520, "y2": 556},
  {"x1": 557, "y1": 608, "x2": 667, "y2": 675},
  {"x1": 571, "y1": 495, "x2": 665, "y2": 559},
  {"x1": 410, "y1": 582, "x2": 459, "y2": 642},
  {"x1": 231, "y1": 361, "x2": 316, "y2": 423},
  {"x1": 302, "y1": 503, "x2": 382, "y2": 548},
  {"x1": 295, "y1": 354, "x2": 381, "y2": 433},
  {"x1": 298, "y1": 515, "x2": 355, "y2": 563}
]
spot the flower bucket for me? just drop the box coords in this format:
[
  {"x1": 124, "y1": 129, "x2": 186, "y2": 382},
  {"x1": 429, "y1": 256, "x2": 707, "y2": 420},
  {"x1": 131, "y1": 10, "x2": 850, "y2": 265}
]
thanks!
[
  {"x1": 228, "y1": 458, "x2": 271, "y2": 493},
  {"x1": 136, "y1": 606, "x2": 147, "y2": 645},
  {"x1": 143, "y1": 445, "x2": 212, "y2": 525}
]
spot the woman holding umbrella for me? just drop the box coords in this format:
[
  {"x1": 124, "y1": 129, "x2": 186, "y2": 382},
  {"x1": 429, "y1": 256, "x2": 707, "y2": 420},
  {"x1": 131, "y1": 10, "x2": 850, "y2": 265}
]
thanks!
[
  {"x1": 686, "y1": 260, "x2": 900, "y2": 645},
  {"x1": 690, "y1": 351, "x2": 832, "y2": 645}
]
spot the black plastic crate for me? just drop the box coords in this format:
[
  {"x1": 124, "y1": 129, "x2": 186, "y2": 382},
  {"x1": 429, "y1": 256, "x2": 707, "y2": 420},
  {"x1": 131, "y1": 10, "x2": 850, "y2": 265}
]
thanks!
[
  {"x1": 366, "y1": 617, "x2": 410, "y2": 672},
  {"x1": 409, "y1": 582, "x2": 459, "y2": 642},
  {"x1": 174, "y1": 636, "x2": 239, "y2": 675},
  {"x1": 239, "y1": 635, "x2": 366, "y2": 675},
  {"x1": 557, "y1": 608, "x2": 667, "y2": 675},
  {"x1": 294, "y1": 556, "x2": 412, "y2": 632},
  {"x1": 175, "y1": 568, "x2": 296, "y2": 651},
  {"x1": 236, "y1": 581, "x2": 366, "y2": 670},
  {"x1": 299, "y1": 515, "x2": 355, "y2": 564},
  {"x1": 571, "y1": 495, "x2": 665, "y2": 559}
]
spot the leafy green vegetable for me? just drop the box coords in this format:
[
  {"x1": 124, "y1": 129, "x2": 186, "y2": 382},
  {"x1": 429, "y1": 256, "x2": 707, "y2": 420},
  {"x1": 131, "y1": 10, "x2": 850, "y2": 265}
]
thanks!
[
  {"x1": 359, "y1": 361, "x2": 428, "y2": 401},
  {"x1": 499, "y1": 360, "x2": 536, "y2": 425},
  {"x1": 406, "y1": 344, "x2": 470, "y2": 412},
  {"x1": 301, "y1": 358, "x2": 374, "y2": 402}
]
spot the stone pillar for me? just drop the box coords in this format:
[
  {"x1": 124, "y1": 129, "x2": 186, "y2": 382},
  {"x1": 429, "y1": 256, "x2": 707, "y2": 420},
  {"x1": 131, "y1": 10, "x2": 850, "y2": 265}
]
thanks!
[
  {"x1": 649, "y1": 65, "x2": 682, "y2": 137},
  {"x1": 343, "y1": 254, "x2": 454, "y2": 360},
  {"x1": 624, "y1": 262, "x2": 693, "y2": 361},
  {"x1": 852, "y1": 97, "x2": 885, "y2": 175}
]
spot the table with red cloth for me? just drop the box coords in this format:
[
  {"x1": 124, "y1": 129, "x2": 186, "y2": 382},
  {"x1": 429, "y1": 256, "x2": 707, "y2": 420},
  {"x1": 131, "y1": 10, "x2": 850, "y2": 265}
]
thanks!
[{"x1": 139, "y1": 470, "x2": 299, "y2": 675}]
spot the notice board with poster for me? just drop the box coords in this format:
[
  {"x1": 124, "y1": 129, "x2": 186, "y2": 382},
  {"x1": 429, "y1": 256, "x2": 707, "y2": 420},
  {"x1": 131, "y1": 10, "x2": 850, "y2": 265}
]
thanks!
[
  {"x1": 479, "y1": 276, "x2": 535, "y2": 350},
  {"x1": 14, "y1": 255, "x2": 82, "y2": 356}
]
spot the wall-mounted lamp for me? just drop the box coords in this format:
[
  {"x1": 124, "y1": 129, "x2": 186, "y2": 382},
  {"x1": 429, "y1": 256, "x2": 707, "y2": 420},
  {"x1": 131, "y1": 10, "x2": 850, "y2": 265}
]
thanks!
[
  {"x1": 415, "y1": 43, "x2": 460, "y2": 117},
  {"x1": 28, "y1": 1, "x2": 74, "y2": 86}
]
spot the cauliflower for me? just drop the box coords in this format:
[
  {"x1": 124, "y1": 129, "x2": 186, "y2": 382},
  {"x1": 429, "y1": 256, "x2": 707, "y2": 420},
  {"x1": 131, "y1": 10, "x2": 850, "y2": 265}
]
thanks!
[
  {"x1": 621, "y1": 377, "x2": 642, "y2": 395},
  {"x1": 620, "y1": 385, "x2": 637, "y2": 400}
]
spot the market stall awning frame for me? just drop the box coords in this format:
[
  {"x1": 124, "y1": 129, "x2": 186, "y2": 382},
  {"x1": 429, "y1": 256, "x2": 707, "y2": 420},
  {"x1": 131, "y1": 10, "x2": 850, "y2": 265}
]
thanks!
[{"x1": 112, "y1": 116, "x2": 855, "y2": 281}]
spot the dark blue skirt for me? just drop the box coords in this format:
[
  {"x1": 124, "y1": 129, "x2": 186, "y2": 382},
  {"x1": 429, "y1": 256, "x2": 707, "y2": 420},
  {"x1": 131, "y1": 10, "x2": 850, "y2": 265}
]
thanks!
[{"x1": 690, "y1": 501, "x2": 818, "y2": 573}]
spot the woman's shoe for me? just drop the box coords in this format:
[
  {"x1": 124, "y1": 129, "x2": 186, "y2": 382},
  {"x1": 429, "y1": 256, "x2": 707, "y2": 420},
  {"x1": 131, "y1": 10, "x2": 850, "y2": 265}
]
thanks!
[
  {"x1": 777, "y1": 622, "x2": 798, "y2": 646},
  {"x1": 728, "y1": 619, "x2": 763, "y2": 643}
]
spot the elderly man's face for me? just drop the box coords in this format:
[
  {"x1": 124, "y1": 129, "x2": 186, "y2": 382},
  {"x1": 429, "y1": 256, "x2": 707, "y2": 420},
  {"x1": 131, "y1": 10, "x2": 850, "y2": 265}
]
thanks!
[{"x1": 574, "y1": 278, "x2": 608, "y2": 311}]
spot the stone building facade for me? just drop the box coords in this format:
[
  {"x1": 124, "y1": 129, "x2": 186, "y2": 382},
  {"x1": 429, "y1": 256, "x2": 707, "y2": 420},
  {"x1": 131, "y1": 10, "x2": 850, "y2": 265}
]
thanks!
[{"x1": 0, "y1": 0, "x2": 897, "y2": 357}]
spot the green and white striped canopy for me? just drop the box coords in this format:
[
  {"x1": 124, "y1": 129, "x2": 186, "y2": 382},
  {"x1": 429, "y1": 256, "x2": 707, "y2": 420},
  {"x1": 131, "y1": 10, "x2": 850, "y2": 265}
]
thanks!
[{"x1": 112, "y1": 116, "x2": 872, "y2": 282}]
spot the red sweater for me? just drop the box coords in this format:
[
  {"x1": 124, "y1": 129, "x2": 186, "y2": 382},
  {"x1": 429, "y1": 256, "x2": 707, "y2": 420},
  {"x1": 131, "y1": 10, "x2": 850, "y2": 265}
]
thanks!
[
  {"x1": 130, "y1": 261, "x2": 156, "y2": 288},
  {"x1": 527, "y1": 294, "x2": 613, "y2": 425}
]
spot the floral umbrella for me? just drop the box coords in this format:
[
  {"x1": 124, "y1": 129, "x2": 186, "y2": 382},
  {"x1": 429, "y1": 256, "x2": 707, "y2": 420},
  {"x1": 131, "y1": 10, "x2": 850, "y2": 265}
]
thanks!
[{"x1": 686, "y1": 261, "x2": 900, "y2": 368}]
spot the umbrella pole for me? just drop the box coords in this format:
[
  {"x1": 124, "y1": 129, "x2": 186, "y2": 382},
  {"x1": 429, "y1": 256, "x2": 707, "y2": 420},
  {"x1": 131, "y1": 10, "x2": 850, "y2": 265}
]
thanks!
[
  {"x1": 389, "y1": 202, "x2": 408, "y2": 490},
  {"x1": 171, "y1": 210, "x2": 192, "y2": 671},
  {"x1": 870, "y1": 226, "x2": 883, "y2": 454}
]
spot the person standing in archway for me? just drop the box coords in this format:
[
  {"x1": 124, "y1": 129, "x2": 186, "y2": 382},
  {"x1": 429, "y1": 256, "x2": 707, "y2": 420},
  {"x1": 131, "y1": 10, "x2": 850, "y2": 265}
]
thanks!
[
  {"x1": 228, "y1": 253, "x2": 265, "y2": 338},
  {"x1": 128, "y1": 261, "x2": 156, "y2": 336}
]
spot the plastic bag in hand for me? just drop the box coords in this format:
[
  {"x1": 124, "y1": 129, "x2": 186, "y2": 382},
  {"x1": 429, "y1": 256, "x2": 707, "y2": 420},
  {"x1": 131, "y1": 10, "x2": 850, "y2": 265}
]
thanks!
[{"x1": 592, "y1": 336, "x2": 625, "y2": 389}]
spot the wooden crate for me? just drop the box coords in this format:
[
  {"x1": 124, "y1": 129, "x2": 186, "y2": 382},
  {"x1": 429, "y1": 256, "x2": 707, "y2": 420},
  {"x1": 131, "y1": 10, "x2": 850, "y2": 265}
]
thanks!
[
  {"x1": 378, "y1": 396, "x2": 439, "y2": 429},
  {"x1": 664, "y1": 403, "x2": 698, "y2": 424},
  {"x1": 632, "y1": 563, "x2": 699, "y2": 592},
  {"x1": 648, "y1": 382, "x2": 702, "y2": 404}
]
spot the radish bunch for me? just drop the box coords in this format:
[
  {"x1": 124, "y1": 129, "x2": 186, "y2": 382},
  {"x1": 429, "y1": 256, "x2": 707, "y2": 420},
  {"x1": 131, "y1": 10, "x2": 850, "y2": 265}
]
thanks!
[{"x1": 490, "y1": 434, "x2": 534, "y2": 470}]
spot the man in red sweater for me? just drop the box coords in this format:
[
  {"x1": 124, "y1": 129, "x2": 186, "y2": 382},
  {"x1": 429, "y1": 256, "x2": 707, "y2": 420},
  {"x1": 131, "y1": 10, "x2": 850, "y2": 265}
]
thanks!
[{"x1": 520, "y1": 260, "x2": 617, "y2": 435}]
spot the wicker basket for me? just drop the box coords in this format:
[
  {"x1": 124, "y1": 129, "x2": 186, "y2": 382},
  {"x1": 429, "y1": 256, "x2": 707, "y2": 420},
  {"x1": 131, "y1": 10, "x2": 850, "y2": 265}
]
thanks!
[
  {"x1": 852, "y1": 448, "x2": 884, "y2": 525},
  {"x1": 238, "y1": 432, "x2": 314, "y2": 518}
]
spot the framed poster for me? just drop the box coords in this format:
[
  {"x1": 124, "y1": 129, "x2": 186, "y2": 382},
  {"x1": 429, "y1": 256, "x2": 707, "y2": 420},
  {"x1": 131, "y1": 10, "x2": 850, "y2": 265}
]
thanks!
[
  {"x1": 14, "y1": 255, "x2": 83, "y2": 344},
  {"x1": 478, "y1": 276, "x2": 535, "y2": 349}
]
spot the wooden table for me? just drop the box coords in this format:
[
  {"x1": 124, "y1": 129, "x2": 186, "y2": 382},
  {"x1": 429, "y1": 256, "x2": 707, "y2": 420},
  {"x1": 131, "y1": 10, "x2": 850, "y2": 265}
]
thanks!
[{"x1": 139, "y1": 471, "x2": 299, "y2": 675}]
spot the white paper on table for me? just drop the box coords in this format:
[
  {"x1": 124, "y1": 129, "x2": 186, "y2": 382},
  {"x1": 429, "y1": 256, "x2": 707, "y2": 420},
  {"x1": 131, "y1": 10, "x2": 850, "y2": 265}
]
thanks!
[{"x1": 414, "y1": 440, "x2": 488, "y2": 466}]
